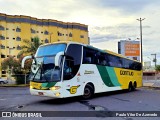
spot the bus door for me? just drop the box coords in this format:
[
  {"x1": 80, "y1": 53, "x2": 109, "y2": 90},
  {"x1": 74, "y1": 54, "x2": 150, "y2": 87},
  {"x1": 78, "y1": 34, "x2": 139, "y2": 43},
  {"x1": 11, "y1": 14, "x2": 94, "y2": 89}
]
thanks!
[{"x1": 61, "y1": 44, "x2": 82, "y2": 97}]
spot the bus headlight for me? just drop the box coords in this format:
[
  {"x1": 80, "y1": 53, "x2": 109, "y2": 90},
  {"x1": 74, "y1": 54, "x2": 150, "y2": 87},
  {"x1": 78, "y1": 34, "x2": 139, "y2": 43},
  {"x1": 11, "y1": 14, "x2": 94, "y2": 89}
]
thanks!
[
  {"x1": 30, "y1": 86, "x2": 33, "y2": 89},
  {"x1": 50, "y1": 86, "x2": 61, "y2": 90}
]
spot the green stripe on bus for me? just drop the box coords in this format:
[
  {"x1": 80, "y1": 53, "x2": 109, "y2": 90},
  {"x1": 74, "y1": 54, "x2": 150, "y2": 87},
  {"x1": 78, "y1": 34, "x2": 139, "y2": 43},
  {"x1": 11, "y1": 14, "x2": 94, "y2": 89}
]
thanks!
[
  {"x1": 96, "y1": 65, "x2": 114, "y2": 87},
  {"x1": 42, "y1": 82, "x2": 57, "y2": 88},
  {"x1": 106, "y1": 67, "x2": 121, "y2": 86}
]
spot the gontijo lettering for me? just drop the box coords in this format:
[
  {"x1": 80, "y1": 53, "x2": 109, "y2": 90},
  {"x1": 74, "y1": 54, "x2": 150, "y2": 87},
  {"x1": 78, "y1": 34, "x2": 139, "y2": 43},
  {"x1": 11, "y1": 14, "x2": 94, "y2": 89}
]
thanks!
[{"x1": 120, "y1": 70, "x2": 134, "y2": 76}]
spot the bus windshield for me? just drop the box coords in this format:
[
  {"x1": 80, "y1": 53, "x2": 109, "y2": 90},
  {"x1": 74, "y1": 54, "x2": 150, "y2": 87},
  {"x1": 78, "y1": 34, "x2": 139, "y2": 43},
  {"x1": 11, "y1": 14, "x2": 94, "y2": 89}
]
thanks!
[
  {"x1": 30, "y1": 43, "x2": 66, "y2": 82},
  {"x1": 35, "y1": 43, "x2": 66, "y2": 57},
  {"x1": 33, "y1": 56, "x2": 62, "y2": 82}
]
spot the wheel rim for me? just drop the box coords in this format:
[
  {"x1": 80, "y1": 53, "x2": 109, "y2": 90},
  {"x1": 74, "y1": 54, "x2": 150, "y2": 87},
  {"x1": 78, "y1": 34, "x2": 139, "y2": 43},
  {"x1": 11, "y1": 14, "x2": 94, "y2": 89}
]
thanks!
[{"x1": 84, "y1": 88, "x2": 90, "y2": 96}]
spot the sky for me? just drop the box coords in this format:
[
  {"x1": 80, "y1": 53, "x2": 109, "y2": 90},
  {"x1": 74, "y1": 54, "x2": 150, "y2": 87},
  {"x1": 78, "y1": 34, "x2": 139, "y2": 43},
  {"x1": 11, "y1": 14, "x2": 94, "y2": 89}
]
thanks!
[{"x1": 0, "y1": 0, "x2": 160, "y2": 65}]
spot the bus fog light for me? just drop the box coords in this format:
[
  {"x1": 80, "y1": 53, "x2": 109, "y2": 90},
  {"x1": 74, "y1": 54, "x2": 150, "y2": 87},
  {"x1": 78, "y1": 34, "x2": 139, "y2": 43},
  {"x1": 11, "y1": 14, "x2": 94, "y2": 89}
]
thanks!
[
  {"x1": 50, "y1": 86, "x2": 61, "y2": 90},
  {"x1": 54, "y1": 92, "x2": 60, "y2": 97}
]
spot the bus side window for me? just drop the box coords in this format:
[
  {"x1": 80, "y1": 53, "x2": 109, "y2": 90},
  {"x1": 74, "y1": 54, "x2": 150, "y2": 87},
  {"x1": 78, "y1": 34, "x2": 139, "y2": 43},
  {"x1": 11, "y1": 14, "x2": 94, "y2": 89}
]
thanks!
[
  {"x1": 83, "y1": 47, "x2": 94, "y2": 64},
  {"x1": 63, "y1": 58, "x2": 74, "y2": 80},
  {"x1": 85, "y1": 57, "x2": 92, "y2": 64}
]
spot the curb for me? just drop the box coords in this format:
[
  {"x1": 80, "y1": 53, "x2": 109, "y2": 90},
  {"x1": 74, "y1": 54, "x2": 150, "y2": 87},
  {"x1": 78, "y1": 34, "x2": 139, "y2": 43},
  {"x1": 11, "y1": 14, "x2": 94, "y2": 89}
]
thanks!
[{"x1": 0, "y1": 84, "x2": 29, "y2": 87}]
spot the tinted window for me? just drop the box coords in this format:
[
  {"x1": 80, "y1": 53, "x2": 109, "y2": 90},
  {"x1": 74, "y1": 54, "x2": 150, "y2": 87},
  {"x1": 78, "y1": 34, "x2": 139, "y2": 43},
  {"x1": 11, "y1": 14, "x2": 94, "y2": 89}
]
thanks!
[
  {"x1": 63, "y1": 44, "x2": 82, "y2": 80},
  {"x1": 82, "y1": 46, "x2": 142, "y2": 71},
  {"x1": 83, "y1": 47, "x2": 98, "y2": 64},
  {"x1": 35, "y1": 44, "x2": 66, "y2": 57}
]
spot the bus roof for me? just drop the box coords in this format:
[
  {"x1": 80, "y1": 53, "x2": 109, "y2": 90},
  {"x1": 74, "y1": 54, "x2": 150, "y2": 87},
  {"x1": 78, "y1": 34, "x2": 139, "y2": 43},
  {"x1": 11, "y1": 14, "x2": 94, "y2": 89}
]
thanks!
[{"x1": 40, "y1": 41, "x2": 141, "y2": 63}]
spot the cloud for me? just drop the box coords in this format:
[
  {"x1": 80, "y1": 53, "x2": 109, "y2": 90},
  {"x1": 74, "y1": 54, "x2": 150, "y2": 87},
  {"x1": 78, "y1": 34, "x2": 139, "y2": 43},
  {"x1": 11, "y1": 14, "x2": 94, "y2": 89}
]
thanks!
[
  {"x1": 89, "y1": 25, "x2": 151, "y2": 43},
  {"x1": 91, "y1": 34, "x2": 120, "y2": 43},
  {"x1": 88, "y1": 0, "x2": 160, "y2": 15}
]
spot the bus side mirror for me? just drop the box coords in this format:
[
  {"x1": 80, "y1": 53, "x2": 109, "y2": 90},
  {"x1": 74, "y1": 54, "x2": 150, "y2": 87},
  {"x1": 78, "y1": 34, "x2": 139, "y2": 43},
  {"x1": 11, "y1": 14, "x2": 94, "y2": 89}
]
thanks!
[
  {"x1": 55, "y1": 52, "x2": 64, "y2": 67},
  {"x1": 21, "y1": 56, "x2": 32, "y2": 68},
  {"x1": 31, "y1": 54, "x2": 37, "y2": 65}
]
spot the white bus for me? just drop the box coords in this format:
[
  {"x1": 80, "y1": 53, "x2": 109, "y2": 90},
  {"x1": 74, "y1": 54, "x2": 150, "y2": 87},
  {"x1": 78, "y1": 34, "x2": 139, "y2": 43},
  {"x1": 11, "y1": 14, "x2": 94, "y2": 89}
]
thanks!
[{"x1": 22, "y1": 41, "x2": 142, "y2": 99}]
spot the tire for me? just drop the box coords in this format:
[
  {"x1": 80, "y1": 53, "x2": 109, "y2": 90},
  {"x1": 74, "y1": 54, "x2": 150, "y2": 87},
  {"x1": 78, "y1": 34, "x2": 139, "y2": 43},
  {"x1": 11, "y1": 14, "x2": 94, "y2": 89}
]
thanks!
[
  {"x1": 128, "y1": 82, "x2": 133, "y2": 92},
  {"x1": 82, "y1": 85, "x2": 94, "y2": 99},
  {"x1": 0, "y1": 81, "x2": 4, "y2": 85},
  {"x1": 132, "y1": 82, "x2": 137, "y2": 91}
]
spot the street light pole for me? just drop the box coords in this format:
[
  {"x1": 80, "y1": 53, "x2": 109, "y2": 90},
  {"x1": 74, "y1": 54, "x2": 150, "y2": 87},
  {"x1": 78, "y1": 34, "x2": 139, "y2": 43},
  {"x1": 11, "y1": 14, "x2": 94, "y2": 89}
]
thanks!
[
  {"x1": 137, "y1": 18, "x2": 145, "y2": 64},
  {"x1": 151, "y1": 53, "x2": 157, "y2": 68}
]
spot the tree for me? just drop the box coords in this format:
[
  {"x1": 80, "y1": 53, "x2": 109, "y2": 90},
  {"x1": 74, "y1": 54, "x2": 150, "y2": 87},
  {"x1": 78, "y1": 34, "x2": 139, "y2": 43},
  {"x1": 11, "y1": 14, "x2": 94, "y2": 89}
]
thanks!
[
  {"x1": 18, "y1": 37, "x2": 42, "y2": 56},
  {"x1": 14, "y1": 37, "x2": 42, "y2": 84},
  {"x1": 155, "y1": 65, "x2": 160, "y2": 72},
  {"x1": 1, "y1": 56, "x2": 21, "y2": 83},
  {"x1": 1, "y1": 56, "x2": 20, "y2": 74}
]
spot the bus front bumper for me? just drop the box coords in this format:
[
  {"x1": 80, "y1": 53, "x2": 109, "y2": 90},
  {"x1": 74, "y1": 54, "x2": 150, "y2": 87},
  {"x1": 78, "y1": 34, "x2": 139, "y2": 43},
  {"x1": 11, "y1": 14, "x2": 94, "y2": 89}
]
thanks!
[{"x1": 30, "y1": 88, "x2": 62, "y2": 98}]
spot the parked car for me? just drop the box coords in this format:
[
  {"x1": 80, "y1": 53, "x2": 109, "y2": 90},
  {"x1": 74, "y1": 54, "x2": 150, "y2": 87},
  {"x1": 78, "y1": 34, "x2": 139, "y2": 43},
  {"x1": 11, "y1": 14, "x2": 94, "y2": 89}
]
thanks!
[{"x1": 0, "y1": 78, "x2": 8, "y2": 84}]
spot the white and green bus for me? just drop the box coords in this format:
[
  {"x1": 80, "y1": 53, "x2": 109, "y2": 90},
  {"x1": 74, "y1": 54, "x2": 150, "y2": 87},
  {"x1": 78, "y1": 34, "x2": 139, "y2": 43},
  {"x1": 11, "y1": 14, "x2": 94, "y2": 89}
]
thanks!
[{"x1": 22, "y1": 41, "x2": 142, "y2": 99}]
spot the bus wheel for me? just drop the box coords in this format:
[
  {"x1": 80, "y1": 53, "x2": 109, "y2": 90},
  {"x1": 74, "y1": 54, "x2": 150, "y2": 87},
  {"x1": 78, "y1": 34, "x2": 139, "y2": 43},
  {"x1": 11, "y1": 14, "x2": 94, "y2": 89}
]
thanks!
[
  {"x1": 83, "y1": 85, "x2": 94, "y2": 99},
  {"x1": 132, "y1": 82, "x2": 137, "y2": 91},
  {"x1": 128, "y1": 82, "x2": 133, "y2": 92}
]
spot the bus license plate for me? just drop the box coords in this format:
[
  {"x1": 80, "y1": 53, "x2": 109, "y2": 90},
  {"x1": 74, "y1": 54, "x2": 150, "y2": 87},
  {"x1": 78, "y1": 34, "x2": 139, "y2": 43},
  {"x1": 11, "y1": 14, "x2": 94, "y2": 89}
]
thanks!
[{"x1": 38, "y1": 92, "x2": 44, "y2": 95}]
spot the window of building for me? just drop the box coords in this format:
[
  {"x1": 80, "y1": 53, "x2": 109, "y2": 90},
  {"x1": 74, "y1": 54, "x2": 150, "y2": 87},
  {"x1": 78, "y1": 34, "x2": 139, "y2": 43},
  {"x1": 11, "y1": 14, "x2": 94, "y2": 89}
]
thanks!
[
  {"x1": 1, "y1": 75, "x2": 6, "y2": 77},
  {"x1": 1, "y1": 45, "x2": 5, "y2": 49},
  {"x1": 80, "y1": 35, "x2": 84, "y2": 38},
  {"x1": 16, "y1": 27, "x2": 21, "y2": 32},
  {"x1": 2, "y1": 71, "x2": 6, "y2": 74},
  {"x1": 44, "y1": 30, "x2": 49, "y2": 35},
  {"x1": 45, "y1": 39, "x2": 49, "y2": 43},
  {"x1": 31, "y1": 28, "x2": 36, "y2": 33},
  {"x1": 16, "y1": 37, "x2": 21, "y2": 41},
  {"x1": 69, "y1": 32, "x2": 72, "y2": 37},
  {"x1": 6, "y1": 28, "x2": 9, "y2": 30},
  {"x1": 31, "y1": 38, "x2": 33, "y2": 42},
  {"x1": 0, "y1": 35, "x2": 5, "y2": 40},
  {"x1": 6, "y1": 37, "x2": 9, "y2": 39},
  {"x1": 57, "y1": 31, "x2": 62, "y2": 36},
  {"x1": 41, "y1": 31, "x2": 43, "y2": 34},
  {"x1": 13, "y1": 38, "x2": 15, "y2": 40},
  {"x1": 12, "y1": 29, "x2": 15, "y2": 31},
  {"x1": 17, "y1": 45, "x2": 21, "y2": 50},
  {"x1": 1, "y1": 54, "x2": 5, "y2": 58},
  {"x1": 0, "y1": 25, "x2": 5, "y2": 30}
]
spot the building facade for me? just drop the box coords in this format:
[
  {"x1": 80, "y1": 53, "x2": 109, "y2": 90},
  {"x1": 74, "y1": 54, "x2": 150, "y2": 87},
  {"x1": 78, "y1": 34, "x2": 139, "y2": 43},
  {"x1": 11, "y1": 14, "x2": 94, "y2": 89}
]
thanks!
[
  {"x1": 0, "y1": 13, "x2": 89, "y2": 78},
  {"x1": 118, "y1": 40, "x2": 140, "y2": 61}
]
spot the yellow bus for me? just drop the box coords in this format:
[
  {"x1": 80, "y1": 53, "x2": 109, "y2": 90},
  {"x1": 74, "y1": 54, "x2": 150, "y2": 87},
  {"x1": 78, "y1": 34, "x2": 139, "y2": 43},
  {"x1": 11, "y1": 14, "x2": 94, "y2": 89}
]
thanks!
[{"x1": 22, "y1": 41, "x2": 142, "y2": 99}]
